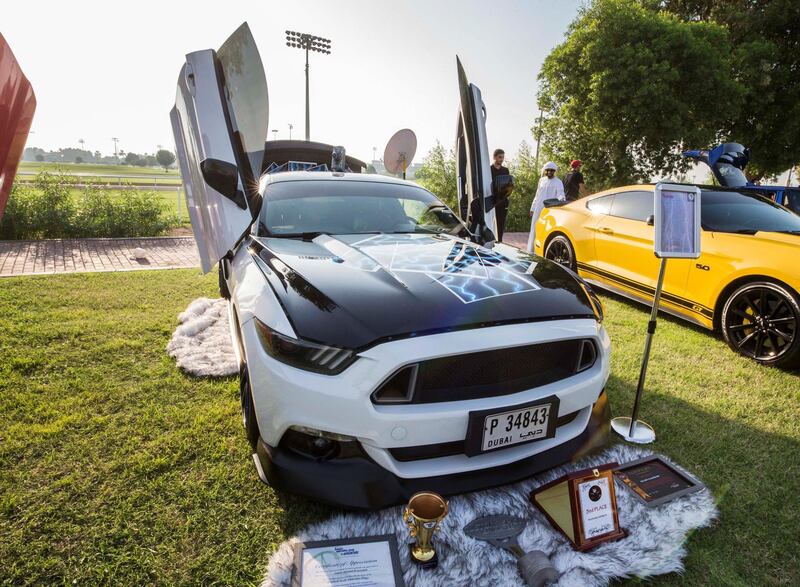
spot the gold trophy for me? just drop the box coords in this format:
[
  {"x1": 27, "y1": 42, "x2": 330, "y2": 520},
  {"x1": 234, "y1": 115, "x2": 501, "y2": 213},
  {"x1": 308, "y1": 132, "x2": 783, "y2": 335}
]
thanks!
[{"x1": 402, "y1": 491, "x2": 449, "y2": 568}]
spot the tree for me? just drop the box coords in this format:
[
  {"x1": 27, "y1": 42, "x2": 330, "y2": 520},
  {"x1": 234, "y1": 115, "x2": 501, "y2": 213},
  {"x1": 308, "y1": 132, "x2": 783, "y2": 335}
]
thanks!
[
  {"x1": 35, "y1": 154, "x2": 44, "y2": 162},
  {"x1": 414, "y1": 142, "x2": 457, "y2": 211},
  {"x1": 75, "y1": 156, "x2": 84, "y2": 164},
  {"x1": 538, "y1": 0, "x2": 741, "y2": 189},
  {"x1": 644, "y1": 0, "x2": 800, "y2": 180},
  {"x1": 156, "y1": 149, "x2": 176, "y2": 173},
  {"x1": 413, "y1": 142, "x2": 541, "y2": 233}
]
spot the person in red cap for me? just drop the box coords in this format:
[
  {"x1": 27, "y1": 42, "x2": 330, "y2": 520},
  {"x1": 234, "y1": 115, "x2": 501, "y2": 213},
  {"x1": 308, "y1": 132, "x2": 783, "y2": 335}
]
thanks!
[{"x1": 563, "y1": 159, "x2": 586, "y2": 202}]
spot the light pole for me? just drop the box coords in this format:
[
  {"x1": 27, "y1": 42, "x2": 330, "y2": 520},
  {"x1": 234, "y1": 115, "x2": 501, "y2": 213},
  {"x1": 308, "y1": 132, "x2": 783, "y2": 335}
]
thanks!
[
  {"x1": 112, "y1": 137, "x2": 119, "y2": 158},
  {"x1": 285, "y1": 30, "x2": 331, "y2": 141},
  {"x1": 272, "y1": 129, "x2": 279, "y2": 140},
  {"x1": 288, "y1": 123, "x2": 293, "y2": 140},
  {"x1": 78, "y1": 138, "x2": 85, "y2": 151}
]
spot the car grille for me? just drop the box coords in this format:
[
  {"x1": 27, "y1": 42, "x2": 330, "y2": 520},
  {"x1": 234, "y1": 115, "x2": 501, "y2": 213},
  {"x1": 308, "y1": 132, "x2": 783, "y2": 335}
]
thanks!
[
  {"x1": 388, "y1": 410, "x2": 581, "y2": 462},
  {"x1": 371, "y1": 338, "x2": 597, "y2": 405}
]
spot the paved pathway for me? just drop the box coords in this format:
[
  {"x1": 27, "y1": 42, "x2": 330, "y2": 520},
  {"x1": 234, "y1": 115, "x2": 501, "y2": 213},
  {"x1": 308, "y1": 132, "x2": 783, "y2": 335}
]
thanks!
[
  {"x1": 0, "y1": 232, "x2": 531, "y2": 277},
  {"x1": 502, "y1": 232, "x2": 528, "y2": 250},
  {"x1": 0, "y1": 237, "x2": 200, "y2": 277}
]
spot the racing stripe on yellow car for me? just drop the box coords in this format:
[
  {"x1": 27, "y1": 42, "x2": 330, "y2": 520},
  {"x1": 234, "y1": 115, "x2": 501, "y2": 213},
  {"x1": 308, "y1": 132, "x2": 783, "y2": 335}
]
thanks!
[{"x1": 576, "y1": 262, "x2": 714, "y2": 320}]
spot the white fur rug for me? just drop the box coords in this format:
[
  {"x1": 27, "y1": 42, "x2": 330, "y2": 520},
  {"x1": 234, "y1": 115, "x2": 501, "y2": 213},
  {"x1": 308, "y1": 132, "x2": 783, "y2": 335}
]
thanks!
[
  {"x1": 166, "y1": 297, "x2": 239, "y2": 377},
  {"x1": 165, "y1": 300, "x2": 717, "y2": 585},
  {"x1": 261, "y1": 444, "x2": 717, "y2": 587}
]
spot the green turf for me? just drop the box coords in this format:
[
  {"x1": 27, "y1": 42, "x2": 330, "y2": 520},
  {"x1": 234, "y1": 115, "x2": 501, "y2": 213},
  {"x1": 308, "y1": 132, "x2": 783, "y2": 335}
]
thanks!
[
  {"x1": 0, "y1": 270, "x2": 798, "y2": 585},
  {"x1": 17, "y1": 161, "x2": 181, "y2": 177}
]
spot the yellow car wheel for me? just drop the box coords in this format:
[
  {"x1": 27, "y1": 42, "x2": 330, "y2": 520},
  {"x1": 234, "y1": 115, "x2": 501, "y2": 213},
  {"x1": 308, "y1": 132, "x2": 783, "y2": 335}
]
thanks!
[
  {"x1": 721, "y1": 281, "x2": 800, "y2": 369},
  {"x1": 544, "y1": 235, "x2": 576, "y2": 271}
]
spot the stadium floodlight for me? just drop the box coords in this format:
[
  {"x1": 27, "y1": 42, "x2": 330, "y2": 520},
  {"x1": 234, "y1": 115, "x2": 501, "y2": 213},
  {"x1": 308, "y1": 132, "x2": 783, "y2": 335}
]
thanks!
[{"x1": 285, "y1": 30, "x2": 332, "y2": 140}]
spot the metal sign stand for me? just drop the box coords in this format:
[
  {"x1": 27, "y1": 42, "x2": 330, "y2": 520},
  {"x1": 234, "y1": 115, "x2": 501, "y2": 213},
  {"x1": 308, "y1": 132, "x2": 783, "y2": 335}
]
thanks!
[{"x1": 611, "y1": 257, "x2": 667, "y2": 444}]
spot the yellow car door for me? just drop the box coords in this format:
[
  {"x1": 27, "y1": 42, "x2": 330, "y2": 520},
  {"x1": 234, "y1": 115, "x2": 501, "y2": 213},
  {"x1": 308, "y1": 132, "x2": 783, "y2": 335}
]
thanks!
[{"x1": 591, "y1": 189, "x2": 691, "y2": 310}]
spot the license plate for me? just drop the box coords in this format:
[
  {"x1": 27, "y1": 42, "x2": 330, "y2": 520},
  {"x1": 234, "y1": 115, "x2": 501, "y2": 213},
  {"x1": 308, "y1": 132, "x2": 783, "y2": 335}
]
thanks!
[{"x1": 464, "y1": 396, "x2": 560, "y2": 456}]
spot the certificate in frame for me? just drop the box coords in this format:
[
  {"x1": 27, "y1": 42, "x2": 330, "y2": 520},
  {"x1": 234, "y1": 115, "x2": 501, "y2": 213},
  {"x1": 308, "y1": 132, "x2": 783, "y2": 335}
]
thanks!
[
  {"x1": 291, "y1": 534, "x2": 406, "y2": 587},
  {"x1": 653, "y1": 183, "x2": 701, "y2": 259},
  {"x1": 613, "y1": 456, "x2": 705, "y2": 508}
]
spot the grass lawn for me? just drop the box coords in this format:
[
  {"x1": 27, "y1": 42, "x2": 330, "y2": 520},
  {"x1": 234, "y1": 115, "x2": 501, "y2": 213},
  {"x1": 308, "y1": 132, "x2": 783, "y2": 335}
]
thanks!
[
  {"x1": 18, "y1": 161, "x2": 181, "y2": 177},
  {"x1": 1, "y1": 270, "x2": 798, "y2": 585}
]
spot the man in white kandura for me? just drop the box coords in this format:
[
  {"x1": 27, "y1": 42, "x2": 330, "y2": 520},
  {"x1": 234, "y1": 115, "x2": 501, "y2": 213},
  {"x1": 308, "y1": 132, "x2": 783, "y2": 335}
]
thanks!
[{"x1": 527, "y1": 161, "x2": 565, "y2": 252}]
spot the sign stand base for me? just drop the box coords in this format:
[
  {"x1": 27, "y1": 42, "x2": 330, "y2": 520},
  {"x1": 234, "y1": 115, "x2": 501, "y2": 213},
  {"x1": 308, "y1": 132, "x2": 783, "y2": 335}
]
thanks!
[{"x1": 611, "y1": 416, "x2": 655, "y2": 444}]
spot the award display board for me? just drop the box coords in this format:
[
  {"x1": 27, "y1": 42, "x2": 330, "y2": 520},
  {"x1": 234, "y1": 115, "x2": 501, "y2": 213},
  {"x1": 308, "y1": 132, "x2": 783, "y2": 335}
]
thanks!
[
  {"x1": 291, "y1": 534, "x2": 406, "y2": 587},
  {"x1": 614, "y1": 456, "x2": 705, "y2": 508},
  {"x1": 530, "y1": 463, "x2": 626, "y2": 551},
  {"x1": 653, "y1": 183, "x2": 701, "y2": 259}
]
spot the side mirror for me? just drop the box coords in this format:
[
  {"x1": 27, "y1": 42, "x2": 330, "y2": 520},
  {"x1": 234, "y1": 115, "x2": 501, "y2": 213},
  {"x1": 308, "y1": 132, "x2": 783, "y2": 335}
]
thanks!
[
  {"x1": 200, "y1": 158, "x2": 247, "y2": 209},
  {"x1": 492, "y1": 174, "x2": 515, "y2": 205},
  {"x1": 480, "y1": 225, "x2": 496, "y2": 246},
  {"x1": 543, "y1": 198, "x2": 567, "y2": 208},
  {"x1": 646, "y1": 214, "x2": 654, "y2": 226}
]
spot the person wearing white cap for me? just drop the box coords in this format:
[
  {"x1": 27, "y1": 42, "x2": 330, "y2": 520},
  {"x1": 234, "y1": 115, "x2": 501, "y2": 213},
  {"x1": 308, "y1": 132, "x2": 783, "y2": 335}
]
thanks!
[{"x1": 526, "y1": 161, "x2": 564, "y2": 252}]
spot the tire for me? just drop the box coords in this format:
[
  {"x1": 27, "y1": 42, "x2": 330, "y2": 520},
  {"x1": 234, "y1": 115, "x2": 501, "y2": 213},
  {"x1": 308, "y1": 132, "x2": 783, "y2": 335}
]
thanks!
[
  {"x1": 239, "y1": 364, "x2": 260, "y2": 449},
  {"x1": 721, "y1": 281, "x2": 800, "y2": 369},
  {"x1": 544, "y1": 234, "x2": 576, "y2": 271},
  {"x1": 219, "y1": 261, "x2": 231, "y2": 300}
]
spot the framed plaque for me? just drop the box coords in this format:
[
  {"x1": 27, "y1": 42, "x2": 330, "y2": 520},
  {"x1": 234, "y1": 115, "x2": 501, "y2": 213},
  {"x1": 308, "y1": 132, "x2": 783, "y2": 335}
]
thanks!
[
  {"x1": 613, "y1": 456, "x2": 705, "y2": 508},
  {"x1": 653, "y1": 183, "x2": 701, "y2": 259},
  {"x1": 291, "y1": 534, "x2": 406, "y2": 587},
  {"x1": 530, "y1": 463, "x2": 626, "y2": 551}
]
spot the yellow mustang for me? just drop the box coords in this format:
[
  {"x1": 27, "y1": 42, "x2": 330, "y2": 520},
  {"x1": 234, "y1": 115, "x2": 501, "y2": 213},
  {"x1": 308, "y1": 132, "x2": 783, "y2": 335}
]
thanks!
[{"x1": 533, "y1": 185, "x2": 800, "y2": 368}]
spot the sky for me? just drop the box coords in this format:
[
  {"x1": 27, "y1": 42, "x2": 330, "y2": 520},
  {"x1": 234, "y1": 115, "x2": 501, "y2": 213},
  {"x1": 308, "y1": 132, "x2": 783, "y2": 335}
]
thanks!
[{"x1": 3, "y1": 0, "x2": 581, "y2": 165}]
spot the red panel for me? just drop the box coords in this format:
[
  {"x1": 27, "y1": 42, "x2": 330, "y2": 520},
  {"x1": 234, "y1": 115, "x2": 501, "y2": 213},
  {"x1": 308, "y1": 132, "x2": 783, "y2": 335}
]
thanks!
[{"x1": 0, "y1": 33, "x2": 36, "y2": 219}]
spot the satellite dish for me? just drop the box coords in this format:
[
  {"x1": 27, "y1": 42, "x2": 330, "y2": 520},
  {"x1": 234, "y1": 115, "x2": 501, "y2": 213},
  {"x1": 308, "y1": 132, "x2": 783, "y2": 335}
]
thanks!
[{"x1": 383, "y1": 129, "x2": 417, "y2": 179}]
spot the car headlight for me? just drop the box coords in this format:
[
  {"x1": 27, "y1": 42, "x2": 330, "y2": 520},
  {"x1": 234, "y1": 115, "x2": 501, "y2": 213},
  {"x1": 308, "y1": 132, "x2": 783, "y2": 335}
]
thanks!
[{"x1": 254, "y1": 318, "x2": 356, "y2": 374}]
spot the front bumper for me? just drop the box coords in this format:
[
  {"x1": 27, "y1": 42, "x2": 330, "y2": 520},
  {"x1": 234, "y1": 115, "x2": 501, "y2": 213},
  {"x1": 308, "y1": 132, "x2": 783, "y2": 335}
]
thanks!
[{"x1": 254, "y1": 390, "x2": 610, "y2": 510}]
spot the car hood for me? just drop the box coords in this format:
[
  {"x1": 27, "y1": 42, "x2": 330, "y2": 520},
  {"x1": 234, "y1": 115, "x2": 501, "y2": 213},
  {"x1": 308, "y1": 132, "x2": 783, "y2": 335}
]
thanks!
[{"x1": 249, "y1": 233, "x2": 598, "y2": 349}]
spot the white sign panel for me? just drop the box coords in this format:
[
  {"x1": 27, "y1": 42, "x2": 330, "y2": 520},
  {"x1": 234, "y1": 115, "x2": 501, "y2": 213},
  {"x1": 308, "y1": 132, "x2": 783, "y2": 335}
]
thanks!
[{"x1": 654, "y1": 183, "x2": 701, "y2": 259}]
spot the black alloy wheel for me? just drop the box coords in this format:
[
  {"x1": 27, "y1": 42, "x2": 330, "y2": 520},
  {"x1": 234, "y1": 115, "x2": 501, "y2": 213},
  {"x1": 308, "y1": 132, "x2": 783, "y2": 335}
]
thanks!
[
  {"x1": 544, "y1": 235, "x2": 576, "y2": 271},
  {"x1": 721, "y1": 281, "x2": 800, "y2": 368},
  {"x1": 239, "y1": 364, "x2": 260, "y2": 449}
]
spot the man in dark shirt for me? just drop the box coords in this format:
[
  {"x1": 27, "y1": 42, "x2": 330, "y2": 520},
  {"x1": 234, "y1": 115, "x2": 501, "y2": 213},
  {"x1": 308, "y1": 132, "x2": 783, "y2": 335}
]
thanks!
[
  {"x1": 563, "y1": 159, "x2": 586, "y2": 201},
  {"x1": 491, "y1": 148, "x2": 510, "y2": 241}
]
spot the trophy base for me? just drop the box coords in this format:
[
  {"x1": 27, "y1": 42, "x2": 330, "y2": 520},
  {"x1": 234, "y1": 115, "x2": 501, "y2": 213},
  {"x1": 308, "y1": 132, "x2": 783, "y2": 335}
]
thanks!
[
  {"x1": 611, "y1": 417, "x2": 656, "y2": 444},
  {"x1": 408, "y1": 544, "x2": 439, "y2": 569}
]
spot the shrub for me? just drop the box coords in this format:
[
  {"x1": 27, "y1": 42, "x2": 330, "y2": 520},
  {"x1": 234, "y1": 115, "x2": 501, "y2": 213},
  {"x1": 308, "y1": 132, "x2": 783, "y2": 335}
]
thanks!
[{"x1": 1, "y1": 172, "x2": 177, "y2": 239}]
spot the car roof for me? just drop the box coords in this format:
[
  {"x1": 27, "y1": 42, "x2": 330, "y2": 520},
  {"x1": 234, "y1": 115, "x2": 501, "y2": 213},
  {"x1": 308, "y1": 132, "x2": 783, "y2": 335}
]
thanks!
[{"x1": 582, "y1": 183, "x2": 764, "y2": 200}]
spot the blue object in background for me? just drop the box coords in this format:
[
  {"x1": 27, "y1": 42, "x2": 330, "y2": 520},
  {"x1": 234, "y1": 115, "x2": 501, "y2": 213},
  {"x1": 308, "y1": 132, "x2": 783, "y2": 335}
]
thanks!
[{"x1": 683, "y1": 143, "x2": 800, "y2": 214}]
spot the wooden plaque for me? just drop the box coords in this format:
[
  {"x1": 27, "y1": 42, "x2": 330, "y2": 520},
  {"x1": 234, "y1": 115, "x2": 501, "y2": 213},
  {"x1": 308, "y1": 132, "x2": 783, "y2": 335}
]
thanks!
[{"x1": 530, "y1": 463, "x2": 626, "y2": 551}]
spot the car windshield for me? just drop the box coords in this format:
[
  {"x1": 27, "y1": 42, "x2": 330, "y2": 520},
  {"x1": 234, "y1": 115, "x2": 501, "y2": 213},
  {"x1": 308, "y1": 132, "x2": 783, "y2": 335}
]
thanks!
[
  {"x1": 701, "y1": 189, "x2": 800, "y2": 234},
  {"x1": 258, "y1": 179, "x2": 467, "y2": 238}
]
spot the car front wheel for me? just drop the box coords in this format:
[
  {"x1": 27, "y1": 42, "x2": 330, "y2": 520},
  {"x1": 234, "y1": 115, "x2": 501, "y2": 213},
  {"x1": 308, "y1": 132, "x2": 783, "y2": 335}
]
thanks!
[
  {"x1": 544, "y1": 235, "x2": 576, "y2": 271},
  {"x1": 721, "y1": 281, "x2": 800, "y2": 368}
]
